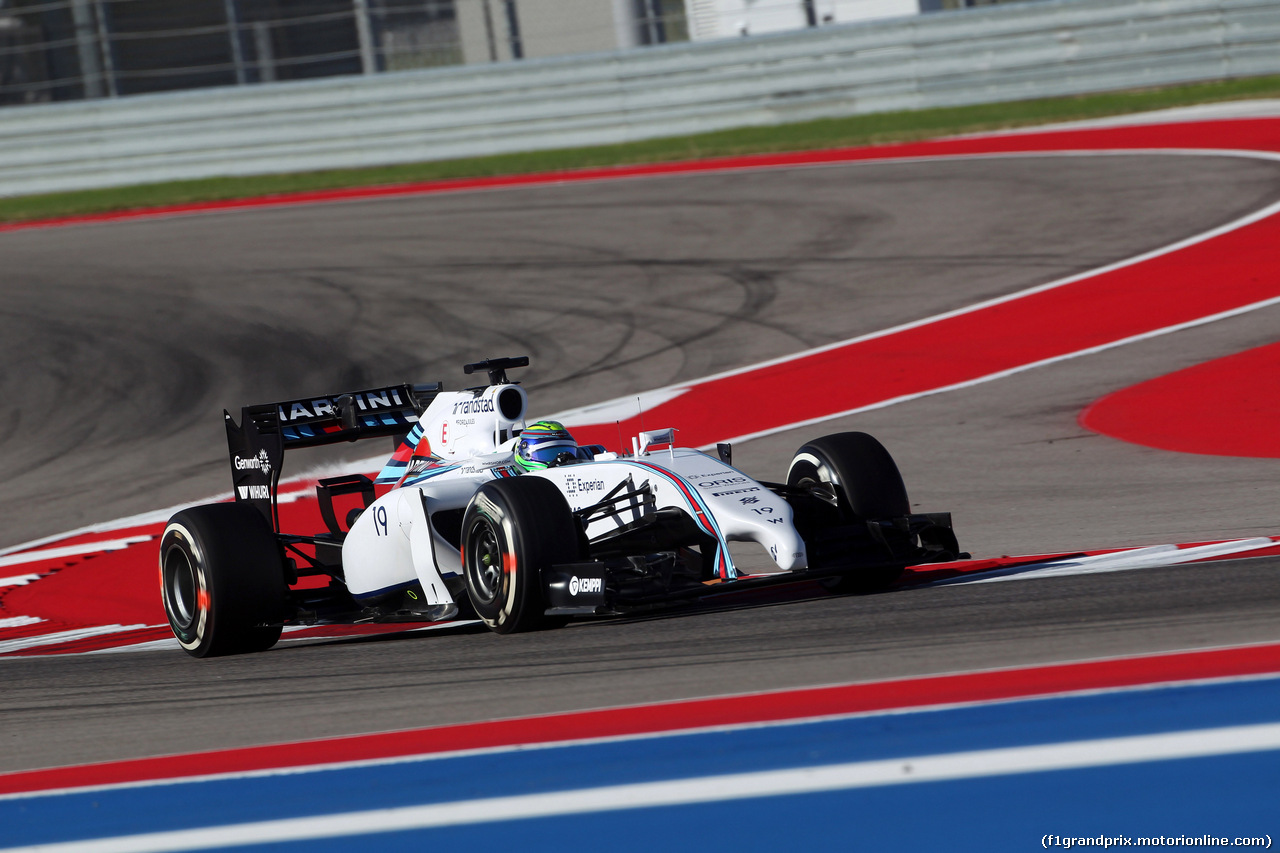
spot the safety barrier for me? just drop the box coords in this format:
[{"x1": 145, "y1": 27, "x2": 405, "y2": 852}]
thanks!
[{"x1": 2, "y1": 0, "x2": 1279, "y2": 197}]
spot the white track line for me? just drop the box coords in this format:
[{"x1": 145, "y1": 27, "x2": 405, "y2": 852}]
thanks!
[
  {"x1": 77, "y1": 620, "x2": 482, "y2": 657},
  {"x1": 0, "y1": 574, "x2": 41, "y2": 588},
  {"x1": 83, "y1": 638, "x2": 180, "y2": 655},
  {"x1": 0, "y1": 616, "x2": 43, "y2": 629},
  {"x1": 931, "y1": 539, "x2": 1279, "y2": 586},
  {"x1": 0, "y1": 536, "x2": 152, "y2": 569},
  {"x1": 9, "y1": 723, "x2": 1280, "y2": 853},
  {"x1": 0, "y1": 491, "x2": 314, "y2": 560},
  {"x1": 0, "y1": 624, "x2": 153, "y2": 656},
  {"x1": 981, "y1": 99, "x2": 1280, "y2": 134},
  {"x1": 714, "y1": 295, "x2": 1280, "y2": 448}
]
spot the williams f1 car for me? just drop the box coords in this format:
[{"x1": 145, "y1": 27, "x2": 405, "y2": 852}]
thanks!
[{"x1": 159, "y1": 357, "x2": 963, "y2": 656}]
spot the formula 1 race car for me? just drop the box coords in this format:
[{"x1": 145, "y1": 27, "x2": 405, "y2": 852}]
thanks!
[{"x1": 159, "y1": 357, "x2": 964, "y2": 657}]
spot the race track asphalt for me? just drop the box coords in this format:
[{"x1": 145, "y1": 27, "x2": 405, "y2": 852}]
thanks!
[{"x1": 2, "y1": 152, "x2": 1279, "y2": 772}]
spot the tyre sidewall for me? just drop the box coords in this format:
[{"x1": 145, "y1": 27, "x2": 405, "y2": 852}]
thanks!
[
  {"x1": 462, "y1": 488, "x2": 522, "y2": 631},
  {"x1": 158, "y1": 503, "x2": 286, "y2": 657},
  {"x1": 787, "y1": 432, "x2": 909, "y2": 521},
  {"x1": 159, "y1": 521, "x2": 209, "y2": 652},
  {"x1": 461, "y1": 478, "x2": 580, "y2": 634},
  {"x1": 786, "y1": 432, "x2": 910, "y2": 590}
]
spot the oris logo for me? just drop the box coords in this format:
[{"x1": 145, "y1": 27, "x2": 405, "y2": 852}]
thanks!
[
  {"x1": 234, "y1": 449, "x2": 273, "y2": 477},
  {"x1": 697, "y1": 476, "x2": 747, "y2": 488},
  {"x1": 568, "y1": 576, "x2": 603, "y2": 596}
]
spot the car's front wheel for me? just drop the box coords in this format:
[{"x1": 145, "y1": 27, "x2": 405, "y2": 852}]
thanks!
[
  {"x1": 786, "y1": 431, "x2": 911, "y2": 591},
  {"x1": 461, "y1": 477, "x2": 581, "y2": 634}
]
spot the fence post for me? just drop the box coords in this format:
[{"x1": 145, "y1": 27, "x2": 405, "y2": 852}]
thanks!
[
  {"x1": 69, "y1": 0, "x2": 103, "y2": 98},
  {"x1": 353, "y1": 0, "x2": 377, "y2": 74},
  {"x1": 90, "y1": 0, "x2": 118, "y2": 97},
  {"x1": 223, "y1": 0, "x2": 247, "y2": 85},
  {"x1": 253, "y1": 22, "x2": 276, "y2": 82}
]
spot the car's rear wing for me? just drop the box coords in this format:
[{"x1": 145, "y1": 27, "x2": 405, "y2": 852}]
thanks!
[{"x1": 224, "y1": 382, "x2": 442, "y2": 529}]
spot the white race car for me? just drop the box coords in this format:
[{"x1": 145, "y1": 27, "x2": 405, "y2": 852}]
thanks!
[{"x1": 159, "y1": 357, "x2": 963, "y2": 656}]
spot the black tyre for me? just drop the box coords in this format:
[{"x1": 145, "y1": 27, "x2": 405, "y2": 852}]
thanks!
[
  {"x1": 787, "y1": 432, "x2": 910, "y2": 590},
  {"x1": 462, "y1": 477, "x2": 581, "y2": 634},
  {"x1": 787, "y1": 432, "x2": 909, "y2": 520},
  {"x1": 159, "y1": 503, "x2": 287, "y2": 657}
]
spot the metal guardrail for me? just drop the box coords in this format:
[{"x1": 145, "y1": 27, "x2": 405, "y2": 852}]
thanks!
[{"x1": 2, "y1": 0, "x2": 1279, "y2": 198}]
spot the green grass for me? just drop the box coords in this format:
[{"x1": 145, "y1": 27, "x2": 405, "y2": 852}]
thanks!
[{"x1": 4, "y1": 74, "x2": 1280, "y2": 225}]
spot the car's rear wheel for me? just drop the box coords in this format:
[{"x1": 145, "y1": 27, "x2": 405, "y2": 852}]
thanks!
[
  {"x1": 787, "y1": 432, "x2": 910, "y2": 591},
  {"x1": 159, "y1": 503, "x2": 287, "y2": 657},
  {"x1": 462, "y1": 477, "x2": 581, "y2": 634}
]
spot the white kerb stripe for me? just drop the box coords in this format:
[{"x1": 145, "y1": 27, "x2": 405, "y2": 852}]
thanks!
[
  {"x1": 0, "y1": 575, "x2": 41, "y2": 588},
  {"x1": 0, "y1": 536, "x2": 152, "y2": 570},
  {"x1": 0, "y1": 624, "x2": 151, "y2": 656},
  {"x1": 928, "y1": 538, "x2": 1279, "y2": 587},
  {"x1": 10, "y1": 723, "x2": 1280, "y2": 853}
]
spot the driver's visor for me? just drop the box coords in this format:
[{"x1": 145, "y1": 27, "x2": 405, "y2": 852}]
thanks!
[{"x1": 522, "y1": 439, "x2": 577, "y2": 465}]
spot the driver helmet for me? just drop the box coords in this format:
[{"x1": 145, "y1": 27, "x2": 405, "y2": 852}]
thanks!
[{"x1": 514, "y1": 420, "x2": 578, "y2": 471}]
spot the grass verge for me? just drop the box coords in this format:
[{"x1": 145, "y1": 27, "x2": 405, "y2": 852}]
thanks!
[{"x1": 3, "y1": 74, "x2": 1280, "y2": 224}]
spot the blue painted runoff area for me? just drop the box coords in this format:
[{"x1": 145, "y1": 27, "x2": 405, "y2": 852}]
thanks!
[{"x1": 3, "y1": 676, "x2": 1279, "y2": 852}]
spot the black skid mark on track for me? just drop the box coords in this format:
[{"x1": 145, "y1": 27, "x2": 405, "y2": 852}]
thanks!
[{"x1": 535, "y1": 264, "x2": 797, "y2": 390}]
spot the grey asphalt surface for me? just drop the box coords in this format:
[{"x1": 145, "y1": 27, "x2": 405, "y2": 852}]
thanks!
[
  {"x1": 1, "y1": 152, "x2": 1279, "y2": 773},
  {"x1": 3, "y1": 558, "x2": 1278, "y2": 773}
]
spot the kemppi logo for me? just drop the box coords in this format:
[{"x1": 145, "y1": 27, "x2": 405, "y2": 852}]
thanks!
[{"x1": 568, "y1": 576, "x2": 603, "y2": 596}]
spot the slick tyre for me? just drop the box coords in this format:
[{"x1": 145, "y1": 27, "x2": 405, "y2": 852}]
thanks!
[
  {"x1": 787, "y1": 432, "x2": 910, "y2": 591},
  {"x1": 159, "y1": 503, "x2": 287, "y2": 657},
  {"x1": 787, "y1": 432, "x2": 910, "y2": 521},
  {"x1": 462, "y1": 477, "x2": 581, "y2": 634}
]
